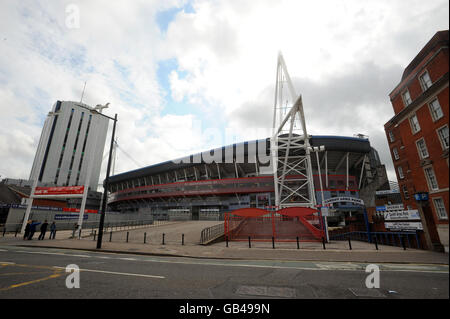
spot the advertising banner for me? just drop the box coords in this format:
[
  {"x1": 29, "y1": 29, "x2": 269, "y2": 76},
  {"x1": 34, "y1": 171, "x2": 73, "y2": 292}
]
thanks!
[
  {"x1": 385, "y1": 222, "x2": 423, "y2": 231},
  {"x1": 62, "y1": 207, "x2": 98, "y2": 214},
  {"x1": 384, "y1": 210, "x2": 420, "y2": 221},
  {"x1": 34, "y1": 186, "x2": 85, "y2": 196}
]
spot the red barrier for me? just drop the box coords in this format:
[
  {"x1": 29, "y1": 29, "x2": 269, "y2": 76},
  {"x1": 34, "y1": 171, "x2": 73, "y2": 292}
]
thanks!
[{"x1": 225, "y1": 207, "x2": 324, "y2": 242}]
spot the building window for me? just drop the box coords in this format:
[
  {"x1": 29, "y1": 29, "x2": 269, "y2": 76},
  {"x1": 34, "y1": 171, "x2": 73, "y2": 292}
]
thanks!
[
  {"x1": 393, "y1": 147, "x2": 400, "y2": 160},
  {"x1": 409, "y1": 114, "x2": 421, "y2": 134},
  {"x1": 402, "y1": 90, "x2": 412, "y2": 106},
  {"x1": 397, "y1": 166, "x2": 404, "y2": 179},
  {"x1": 433, "y1": 198, "x2": 448, "y2": 220},
  {"x1": 428, "y1": 98, "x2": 444, "y2": 122},
  {"x1": 416, "y1": 138, "x2": 429, "y2": 159},
  {"x1": 402, "y1": 185, "x2": 409, "y2": 200},
  {"x1": 437, "y1": 125, "x2": 449, "y2": 150},
  {"x1": 424, "y1": 166, "x2": 439, "y2": 191},
  {"x1": 388, "y1": 131, "x2": 395, "y2": 143},
  {"x1": 419, "y1": 71, "x2": 432, "y2": 91}
]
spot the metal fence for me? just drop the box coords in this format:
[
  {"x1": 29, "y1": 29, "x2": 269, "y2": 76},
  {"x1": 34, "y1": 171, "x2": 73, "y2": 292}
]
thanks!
[
  {"x1": 330, "y1": 231, "x2": 421, "y2": 249},
  {"x1": 200, "y1": 223, "x2": 224, "y2": 244},
  {"x1": 0, "y1": 219, "x2": 156, "y2": 235}
]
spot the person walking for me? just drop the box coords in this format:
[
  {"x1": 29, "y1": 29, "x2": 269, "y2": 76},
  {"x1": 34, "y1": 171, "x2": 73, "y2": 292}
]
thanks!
[
  {"x1": 23, "y1": 220, "x2": 31, "y2": 240},
  {"x1": 49, "y1": 221, "x2": 56, "y2": 240},
  {"x1": 28, "y1": 220, "x2": 41, "y2": 240},
  {"x1": 38, "y1": 220, "x2": 49, "y2": 240}
]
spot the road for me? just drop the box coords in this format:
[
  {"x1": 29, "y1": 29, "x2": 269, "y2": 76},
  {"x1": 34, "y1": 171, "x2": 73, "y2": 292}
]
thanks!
[{"x1": 0, "y1": 245, "x2": 448, "y2": 300}]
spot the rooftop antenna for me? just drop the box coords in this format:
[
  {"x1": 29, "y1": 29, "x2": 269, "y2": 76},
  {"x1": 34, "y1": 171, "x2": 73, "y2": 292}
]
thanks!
[{"x1": 80, "y1": 81, "x2": 87, "y2": 103}]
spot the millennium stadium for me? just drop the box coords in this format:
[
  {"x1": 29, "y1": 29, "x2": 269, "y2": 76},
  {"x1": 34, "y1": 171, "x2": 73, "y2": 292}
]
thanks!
[
  {"x1": 107, "y1": 135, "x2": 388, "y2": 228},
  {"x1": 106, "y1": 54, "x2": 390, "y2": 240}
]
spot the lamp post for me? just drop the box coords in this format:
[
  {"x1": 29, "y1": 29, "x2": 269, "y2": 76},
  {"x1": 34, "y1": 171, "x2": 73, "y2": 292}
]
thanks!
[{"x1": 95, "y1": 112, "x2": 117, "y2": 249}]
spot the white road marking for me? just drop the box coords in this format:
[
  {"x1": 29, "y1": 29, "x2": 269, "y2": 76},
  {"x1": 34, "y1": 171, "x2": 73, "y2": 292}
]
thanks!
[
  {"x1": 53, "y1": 266, "x2": 165, "y2": 279},
  {"x1": 118, "y1": 258, "x2": 137, "y2": 261},
  {"x1": 15, "y1": 250, "x2": 90, "y2": 258},
  {"x1": 0, "y1": 249, "x2": 8, "y2": 252},
  {"x1": 0, "y1": 261, "x2": 15, "y2": 265}
]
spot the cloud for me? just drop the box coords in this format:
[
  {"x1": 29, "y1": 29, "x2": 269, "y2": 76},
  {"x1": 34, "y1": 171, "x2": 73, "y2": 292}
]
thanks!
[{"x1": 0, "y1": 0, "x2": 448, "y2": 189}]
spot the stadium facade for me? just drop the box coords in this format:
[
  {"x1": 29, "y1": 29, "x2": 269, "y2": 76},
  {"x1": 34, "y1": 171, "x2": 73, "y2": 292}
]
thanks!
[{"x1": 107, "y1": 135, "x2": 389, "y2": 228}]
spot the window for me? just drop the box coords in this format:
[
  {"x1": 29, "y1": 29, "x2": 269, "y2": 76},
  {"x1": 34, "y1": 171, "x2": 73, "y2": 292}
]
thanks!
[
  {"x1": 393, "y1": 147, "x2": 400, "y2": 160},
  {"x1": 388, "y1": 131, "x2": 395, "y2": 143},
  {"x1": 416, "y1": 138, "x2": 429, "y2": 159},
  {"x1": 429, "y1": 99, "x2": 443, "y2": 121},
  {"x1": 424, "y1": 167, "x2": 439, "y2": 191},
  {"x1": 397, "y1": 166, "x2": 404, "y2": 179},
  {"x1": 437, "y1": 125, "x2": 449, "y2": 150},
  {"x1": 433, "y1": 198, "x2": 448, "y2": 220},
  {"x1": 409, "y1": 114, "x2": 421, "y2": 134},
  {"x1": 402, "y1": 90, "x2": 412, "y2": 106},
  {"x1": 419, "y1": 71, "x2": 432, "y2": 91},
  {"x1": 402, "y1": 185, "x2": 409, "y2": 200}
]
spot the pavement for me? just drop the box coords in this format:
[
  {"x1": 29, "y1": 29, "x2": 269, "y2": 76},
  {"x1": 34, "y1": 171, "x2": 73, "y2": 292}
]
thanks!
[{"x1": 1, "y1": 221, "x2": 448, "y2": 265}]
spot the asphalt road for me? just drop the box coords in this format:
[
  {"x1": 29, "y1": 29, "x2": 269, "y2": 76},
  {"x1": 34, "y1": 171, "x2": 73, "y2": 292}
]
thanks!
[{"x1": 0, "y1": 245, "x2": 448, "y2": 300}]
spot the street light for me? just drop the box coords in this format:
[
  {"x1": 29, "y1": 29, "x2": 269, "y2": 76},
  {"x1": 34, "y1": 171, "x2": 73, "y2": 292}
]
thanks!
[{"x1": 93, "y1": 110, "x2": 117, "y2": 249}]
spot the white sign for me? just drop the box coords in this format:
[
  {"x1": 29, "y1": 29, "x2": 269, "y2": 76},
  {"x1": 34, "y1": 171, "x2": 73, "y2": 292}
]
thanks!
[
  {"x1": 385, "y1": 204, "x2": 404, "y2": 211},
  {"x1": 323, "y1": 197, "x2": 364, "y2": 206},
  {"x1": 384, "y1": 210, "x2": 421, "y2": 221},
  {"x1": 321, "y1": 207, "x2": 329, "y2": 217},
  {"x1": 385, "y1": 222, "x2": 423, "y2": 231},
  {"x1": 376, "y1": 190, "x2": 400, "y2": 195}
]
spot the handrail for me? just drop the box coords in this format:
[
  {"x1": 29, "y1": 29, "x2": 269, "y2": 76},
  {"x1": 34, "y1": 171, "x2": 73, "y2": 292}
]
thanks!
[{"x1": 200, "y1": 223, "x2": 224, "y2": 244}]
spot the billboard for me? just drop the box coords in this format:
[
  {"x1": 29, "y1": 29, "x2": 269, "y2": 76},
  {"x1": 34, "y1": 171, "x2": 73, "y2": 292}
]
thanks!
[{"x1": 34, "y1": 186, "x2": 85, "y2": 196}]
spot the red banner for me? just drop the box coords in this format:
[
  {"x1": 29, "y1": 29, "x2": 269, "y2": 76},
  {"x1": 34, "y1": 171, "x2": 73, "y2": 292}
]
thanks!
[
  {"x1": 34, "y1": 186, "x2": 85, "y2": 196},
  {"x1": 63, "y1": 207, "x2": 98, "y2": 214}
]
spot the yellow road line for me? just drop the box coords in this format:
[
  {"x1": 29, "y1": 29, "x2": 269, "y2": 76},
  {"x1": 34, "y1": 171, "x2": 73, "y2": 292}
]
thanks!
[{"x1": 0, "y1": 263, "x2": 64, "y2": 292}]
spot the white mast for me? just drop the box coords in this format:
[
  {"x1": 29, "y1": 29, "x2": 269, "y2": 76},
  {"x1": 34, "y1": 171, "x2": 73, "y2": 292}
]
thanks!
[{"x1": 271, "y1": 52, "x2": 316, "y2": 208}]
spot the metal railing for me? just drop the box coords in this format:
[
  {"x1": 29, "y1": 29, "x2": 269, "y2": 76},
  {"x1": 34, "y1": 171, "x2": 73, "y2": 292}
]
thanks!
[
  {"x1": 200, "y1": 223, "x2": 224, "y2": 244},
  {"x1": 330, "y1": 231, "x2": 421, "y2": 249},
  {"x1": 0, "y1": 219, "x2": 158, "y2": 236}
]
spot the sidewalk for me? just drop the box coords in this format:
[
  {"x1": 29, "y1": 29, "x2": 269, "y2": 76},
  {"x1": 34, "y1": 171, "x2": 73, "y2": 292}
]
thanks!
[{"x1": 1, "y1": 233, "x2": 448, "y2": 265}]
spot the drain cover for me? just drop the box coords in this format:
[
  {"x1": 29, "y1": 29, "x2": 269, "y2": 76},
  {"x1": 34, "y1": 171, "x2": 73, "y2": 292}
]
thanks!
[
  {"x1": 236, "y1": 285, "x2": 296, "y2": 298},
  {"x1": 348, "y1": 288, "x2": 385, "y2": 298}
]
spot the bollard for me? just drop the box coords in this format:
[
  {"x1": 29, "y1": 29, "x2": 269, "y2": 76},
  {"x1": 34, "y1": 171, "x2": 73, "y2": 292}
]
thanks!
[
  {"x1": 126, "y1": 232, "x2": 129, "y2": 243},
  {"x1": 144, "y1": 232, "x2": 147, "y2": 244},
  {"x1": 322, "y1": 237, "x2": 326, "y2": 250},
  {"x1": 93, "y1": 230, "x2": 97, "y2": 241},
  {"x1": 2, "y1": 228, "x2": 5, "y2": 237},
  {"x1": 182, "y1": 234, "x2": 185, "y2": 246},
  {"x1": 162, "y1": 233, "x2": 165, "y2": 245},
  {"x1": 374, "y1": 236, "x2": 379, "y2": 250},
  {"x1": 348, "y1": 237, "x2": 352, "y2": 250},
  {"x1": 226, "y1": 236, "x2": 229, "y2": 247},
  {"x1": 109, "y1": 231, "x2": 112, "y2": 242},
  {"x1": 248, "y1": 236, "x2": 251, "y2": 248},
  {"x1": 72, "y1": 229, "x2": 76, "y2": 238},
  {"x1": 401, "y1": 235, "x2": 406, "y2": 250},
  {"x1": 296, "y1": 236, "x2": 300, "y2": 249},
  {"x1": 272, "y1": 236, "x2": 275, "y2": 249},
  {"x1": 15, "y1": 230, "x2": 18, "y2": 238}
]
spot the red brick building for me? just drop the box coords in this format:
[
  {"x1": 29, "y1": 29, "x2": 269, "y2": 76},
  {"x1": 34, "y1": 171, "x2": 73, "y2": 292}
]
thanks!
[{"x1": 385, "y1": 30, "x2": 449, "y2": 252}]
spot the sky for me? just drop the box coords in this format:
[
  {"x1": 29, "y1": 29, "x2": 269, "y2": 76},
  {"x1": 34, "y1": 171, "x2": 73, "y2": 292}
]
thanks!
[{"x1": 0, "y1": 0, "x2": 448, "y2": 189}]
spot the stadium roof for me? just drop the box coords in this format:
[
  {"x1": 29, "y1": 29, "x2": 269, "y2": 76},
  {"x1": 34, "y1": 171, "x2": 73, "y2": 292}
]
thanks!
[{"x1": 108, "y1": 135, "x2": 372, "y2": 184}]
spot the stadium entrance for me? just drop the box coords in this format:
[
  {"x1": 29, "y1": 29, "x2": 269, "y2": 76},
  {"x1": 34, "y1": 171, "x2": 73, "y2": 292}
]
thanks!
[{"x1": 225, "y1": 207, "x2": 325, "y2": 242}]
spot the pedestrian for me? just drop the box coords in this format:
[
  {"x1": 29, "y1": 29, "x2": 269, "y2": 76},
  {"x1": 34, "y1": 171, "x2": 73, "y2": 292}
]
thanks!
[
  {"x1": 38, "y1": 220, "x2": 48, "y2": 240},
  {"x1": 28, "y1": 220, "x2": 41, "y2": 240},
  {"x1": 23, "y1": 220, "x2": 31, "y2": 240},
  {"x1": 49, "y1": 221, "x2": 56, "y2": 240}
]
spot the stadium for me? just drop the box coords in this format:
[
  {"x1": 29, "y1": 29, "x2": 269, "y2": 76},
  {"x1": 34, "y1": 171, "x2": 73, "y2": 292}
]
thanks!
[{"x1": 106, "y1": 135, "x2": 388, "y2": 234}]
